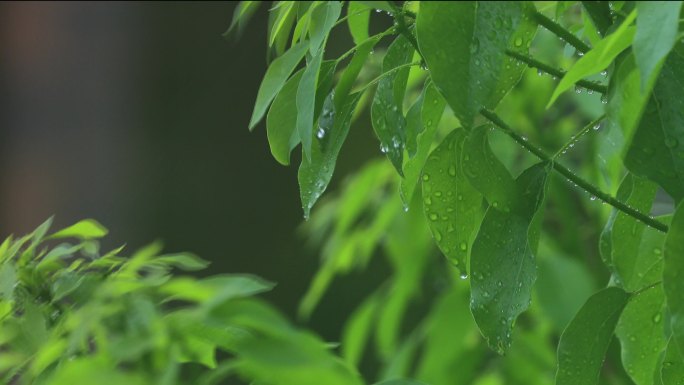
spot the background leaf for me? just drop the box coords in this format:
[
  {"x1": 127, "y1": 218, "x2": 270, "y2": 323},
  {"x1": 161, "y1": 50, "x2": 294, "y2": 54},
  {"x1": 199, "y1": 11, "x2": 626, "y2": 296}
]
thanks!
[
  {"x1": 634, "y1": 1, "x2": 682, "y2": 89},
  {"x1": 664, "y1": 202, "x2": 684, "y2": 355}
]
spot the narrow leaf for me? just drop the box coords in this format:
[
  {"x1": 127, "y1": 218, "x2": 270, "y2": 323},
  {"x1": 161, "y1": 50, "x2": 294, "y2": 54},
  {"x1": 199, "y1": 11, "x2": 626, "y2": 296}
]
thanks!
[
  {"x1": 299, "y1": 92, "x2": 363, "y2": 218},
  {"x1": 249, "y1": 41, "x2": 308, "y2": 130},
  {"x1": 297, "y1": 52, "x2": 324, "y2": 160},
  {"x1": 223, "y1": 1, "x2": 262, "y2": 39},
  {"x1": 556, "y1": 287, "x2": 630, "y2": 385},
  {"x1": 347, "y1": 2, "x2": 370, "y2": 45},
  {"x1": 422, "y1": 129, "x2": 483, "y2": 272},
  {"x1": 634, "y1": 1, "x2": 682, "y2": 89},
  {"x1": 267, "y1": 70, "x2": 304, "y2": 165},
  {"x1": 308, "y1": 1, "x2": 342, "y2": 56},
  {"x1": 548, "y1": 10, "x2": 636, "y2": 107},
  {"x1": 470, "y1": 162, "x2": 549, "y2": 354}
]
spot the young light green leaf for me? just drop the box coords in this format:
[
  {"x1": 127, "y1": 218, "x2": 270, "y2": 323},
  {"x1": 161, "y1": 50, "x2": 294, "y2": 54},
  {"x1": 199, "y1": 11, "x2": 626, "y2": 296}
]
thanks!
[
  {"x1": 548, "y1": 10, "x2": 636, "y2": 107},
  {"x1": 0, "y1": 263, "x2": 16, "y2": 300},
  {"x1": 249, "y1": 41, "x2": 308, "y2": 130},
  {"x1": 268, "y1": 70, "x2": 304, "y2": 165},
  {"x1": 299, "y1": 92, "x2": 363, "y2": 218},
  {"x1": 347, "y1": 2, "x2": 370, "y2": 45},
  {"x1": 462, "y1": 125, "x2": 517, "y2": 211},
  {"x1": 49, "y1": 219, "x2": 108, "y2": 240},
  {"x1": 223, "y1": 1, "x2": 262, "y2": 39},
  {"x1": 342, "y1": 293, "x2": 381, "y2": 366},
  {"x1": 625, "y1": 46, "x2": 684, "y2": 202},
  {"x1": 469, "y1": 162, "x2": 549, "y2": 354},
  {"x1": 308, "y1": 1, "x2": 342, "y2": 56},
  {"x1": 616, "y1": 285, "x2": 667, "y2": 385},
  {"x1": 556, "y1": 287, "x2": 630, "y2": 385},
  {"x1": 416, "y1": 2, "x2": 534, "y2": 127},
  {"x1": 268, "y1": 2, "x2": 297, "y2": 47},
  {"x1": 664, "y1": 201, "x2": 684, "y2": 355},
  {"x1": 634, "y1": 1, "x2": 682, "y2": 89},
  {"x1": 661, "y1": 338, "x2": 684, "y2": 385},
  {"x1": 372, "y1": 380, "x2": 427, "y2": 385},
  {"x1": 371, "y1": 35, "x2": 414, "y2": 175},
  {"x1": 400, "y1": 82, "x2": 446, "y2": 207},
  {"x1": 155, "y1": 253, "x2": 210, "y2": 271},
  {"x1": 422, "y1": 129, "x2": 483, "y2": 272}
]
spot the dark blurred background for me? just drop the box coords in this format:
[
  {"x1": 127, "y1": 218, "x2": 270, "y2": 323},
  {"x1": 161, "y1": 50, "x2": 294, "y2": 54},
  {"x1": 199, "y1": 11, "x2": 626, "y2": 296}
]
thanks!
[{"x1": 0, "y1": 1, "x2": 385, "y2": 335}]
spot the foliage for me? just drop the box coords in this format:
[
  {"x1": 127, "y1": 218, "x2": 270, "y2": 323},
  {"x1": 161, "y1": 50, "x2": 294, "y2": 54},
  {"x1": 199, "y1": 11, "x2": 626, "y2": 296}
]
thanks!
[{"x1": 243, "y1": 1, "x2": 684, "y2": 385}]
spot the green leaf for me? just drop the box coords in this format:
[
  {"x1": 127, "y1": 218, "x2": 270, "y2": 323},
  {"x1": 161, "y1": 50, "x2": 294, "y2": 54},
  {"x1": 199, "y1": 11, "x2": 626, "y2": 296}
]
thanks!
[
  {"x1": 223, "y1": 1, "x2": 262, "y2": 39},
  {"x1": 581, "y1": 1, "x2": 613, "y2": 36},
  {"x1": 308, "y1": 1, "x2": 342, "y2": 56},
  {"x1": 0, "y1": 263, "x2": 16, "y2": 300},
  {"x1": 548, "y1": 10, "x2": 636, "y2": 107},
  {"x1": 556, "y1": 287, "x2": 630, "y2": 385},
  {"x1": 342, "y1": 293, "x2": 381, "y2": 366},
  {"x1": 155, "y1": 253, "x2": 210, "y2": 271},
  {"x1": 299, "y1": 92, "x2": 363, "y2": 218},
  {"x1": 664, "y1": 201, "x2": 684, "y2": 355},
  {"x1": 372, "y1": 380, "x2": 428, "y2": 385},
  {"x1": 334, "y1": 36, "x2": 378, "y2": 109},
  {"x1": 371, "y1": 35, "x2": 414, "y2": 175},
  {"x1": 625, "y1": 46, "x2": 684, "y2": 202},
  {"x1": 249, "y1": 41, "x2": 308, "y2": 130},
  {"x1": 297, "y1": 51, "x2": 323, "y2": 161},
  {"x1": 160, "y1": 274, "x2": 275, "y2": 305},
  {"x1": 469, "y1": 162, "x2": 549, "y2": 354},
  {"x1": 661, "y1": 338, "x2": 684, "y2": 385},
  {"x1": 267, "y1": 70, "x2": 304, "y2": 165},
  {"x1": 634, "y1": 1, "x2": 682, "y2": 89},
  {"x1": 416, "y1": 2, "x2": 534, "y2": 127},
  {"x1": 421, "y1": 129, "x2": 483, "y2": 272},
  {"x1": 616, "y1": 285, "x2": 667, "y2": 385},
  {"x1": 268, "y1": 2, "x2": 297, "y2": 47},
  {"x1": 347, "y1": 2, "x2": 370, "y2": 45},
  {"x1": 462, "y1": 125, "x2": 517, "y2": 211},
  {"x1": 49, "y1": 219, "x2": 108, "y2": 240},
  {"x1": 600, "y1": 173, "x2": 657, "y2": 290},
  {"x1": 400, "y1": 81, "x2": 446, "y2": 206}
]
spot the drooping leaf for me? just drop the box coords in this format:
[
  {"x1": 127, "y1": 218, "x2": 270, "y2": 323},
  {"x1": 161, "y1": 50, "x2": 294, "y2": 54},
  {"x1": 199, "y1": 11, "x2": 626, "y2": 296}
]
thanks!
[
  {"x1": 347, "y1": 2, "x2": 370, "y2": 45},
  {"x1": 469, "y1": 162, "x2": 549, "y2": 354},
  {"x1": 341, "y1": 292, "x2": 381, "y2": 366},
  {"x1": 556, "y1": 287, "x2": 630, "y2": 385},
  {"x1": 371, "y1": 35, "x2": 414, "y2": 175},
  {"x1": 664, "y1": 201, "x2": 684, "y2": 355},
  {"x1": 49, "y1": 219, "x2": 108, "y2": 240},
  {"x1": 625, "y1": 46, "x2": 684, "y2": 202},
  {"x1": 224, "y1": 1, "x2": 262, "y2": 39},
  {"x1": 267, "y1": 70, "x2": 304, "y2": 165},
  {"x1": 334, "y1": 36, "x2": 379, "y2": 109},
  {"x1": 297, "y1": 51, "x2": 324, "y2": 161},
  {"x1": 308, "y1": 1, "x2": 342, "y2": 56},
  {"x1": 155, "y1": 253, "x2": 210, "y2": 271},
  {"x1": 250, "y1": 41, "x2": 309, "y2": 130},
  {"x1": 416, "y1": 1, "x2": 535, "y2": 127},
  {"x1": 422, "y1": 129, "x2": 483, "y2": 272},
  {"x1": 299, "y1": 92, "x2": 363, "y2": 218},
  {"x1": 581, "y1": 1, "x2": 612, "y2": 36},
  {"x1": 616, "y1": 285, "x2": 667, "y2": 385},
  {"x1": 400, "y1": 81, "x2": 446, "y2": 207},
  {"x1": 0, "y1": 263, "x2": 16, "y2": 300},
  {"x1": 548, "y1": 10, "x2": 636, "y2": 107},
  {"x1": 268, "y1": 2, "x2": 297, "y2": 48},
  {"x1": 634, "y1": 1, "x2": 682, "y2": 89},
  {"x1": 462, "y1": 125, "x2": 517, "y2": 211}
]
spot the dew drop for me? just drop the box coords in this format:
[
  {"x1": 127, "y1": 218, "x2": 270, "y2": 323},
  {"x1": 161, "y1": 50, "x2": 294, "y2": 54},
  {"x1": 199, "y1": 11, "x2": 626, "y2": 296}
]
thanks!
[
  {"x1": 460, "y1": 273, "x2": 469, "y2": 280},
  {"x1": 514, "y1": 37, "x2": 523, "y2": 47},
  {"x1": 653, "y1": 313, "x2": 662, "y2": 323},
  {"x1": 537, "y1": 69, "x2": 544, "y2": 76},
  {"x1": 600, "y1": 95, "x2": 608, "y2": 104},
  {"x1": 574, "y1": 85, "x2": 582, "y2": 94},
  {"x1": 590, "y1": 195, "x2": 597, "y2": 201},
  {"x1": 422, "y1": 174, "x2": 430, "y2": 181},
  {"x1": 316, "y1": 128, "x2": 325, "y2": 139},
  {"x1": 448, "y1": 165, "x2": 457, "y2": 176},
  {"x1": 429, "y1": 213, "x2": 438, "y2": 221},
  {"x1": 459, "y1": 242, "x2": 467, "y2": 251}
]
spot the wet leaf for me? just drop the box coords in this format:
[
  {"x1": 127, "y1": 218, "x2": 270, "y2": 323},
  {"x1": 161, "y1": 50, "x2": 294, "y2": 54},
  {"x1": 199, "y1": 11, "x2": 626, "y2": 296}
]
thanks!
[
  {"x1": 664, "y1": 202, "x2": 684, "y2": 355},
  {"x1": 634, "y1": 1, "x2": 682, "y2": 89}
]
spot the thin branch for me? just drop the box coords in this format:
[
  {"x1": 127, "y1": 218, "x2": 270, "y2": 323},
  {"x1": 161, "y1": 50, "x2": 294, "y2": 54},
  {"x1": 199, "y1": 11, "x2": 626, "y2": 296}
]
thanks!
[
  {"x1": 480, "y1": 109, "x2": 670, "y2": 234},
  {"x1": 355, "y1": 61, "x2": 422, "y2": 93},
  {"x1": 533, "y1": 12, "x2": 591, "y2": 53},
  {"x1": 553, "y1": 114, "x2": 605, "y2": 158},
  {"x1": 505, "y1": 50, "x2": 608, "y2": 94}
]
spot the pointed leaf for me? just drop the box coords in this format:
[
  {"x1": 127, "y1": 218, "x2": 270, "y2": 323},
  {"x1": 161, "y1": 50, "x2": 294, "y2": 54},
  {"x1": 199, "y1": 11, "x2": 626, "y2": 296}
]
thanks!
[
  {"x1": 297, "y1": 52, "x2": 324, "y2": 160},
  {"x1": 664, "y1": 201, "x2": 684, "y2": 355},
  {"x1": 422, "y1": 129, "x2": 483, "y2": 272},
  {"x1": 548, "y1": 10, "x2": 636, "y2": 107},
  {"x1": 469, "y1": 163, "x2": 549, "y2": 353},
  {"x1": 299, "y1": 92, "x2": 363, "y2": 218},
  {"x1": 556, "y1": 287, "x2": 630, "y2": 385},
  {"x1": 268, "y1": 70, "x2": 304, "y2": 165},
  {"x1": 249, "y1": 41, "x2": 308, "y2": 130},
  {"x1": 334, "y1": 36, "x2": 379, "y2": 109},
  {"x1": 347, "y1": 2, "x2": 370, "y2": 45},
  {"x1": 634, "y1": 1, "x2": 682, "y2": 89},
  {"x1": 49, "y1": 219, "x2": 108, "y2": 240},
  {"x1": 224, "y1": 1, "x2": 262, "y2": 39},
  {"x1": 308, "y1": 1, "x2": 342, "y2": 56},
  {"x1": 416, "y1": 2, "x2": 535, "y2": 126},
  {"x1": 661, "y1": 338, "x2": 684, "y2": 385},
  {"x1": 371, "y1": 35, "x2": 414, "y2": 175}
]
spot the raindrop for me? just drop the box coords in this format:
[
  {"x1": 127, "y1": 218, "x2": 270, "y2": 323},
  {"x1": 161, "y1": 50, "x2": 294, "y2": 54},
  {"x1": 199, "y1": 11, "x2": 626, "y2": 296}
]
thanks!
[
  {"x1": 460, "y1": 273, "x2": 468, "y2": 280},
  {"x1": 574, "y1": 85, "x2": 582, "y2": 94},
  {"x1": 601, "y1": 70, "x2": 608, "y2": 77},
  {"x1": 653, "y1": 313, "x2": 662, "y2": 323},
  {"x1": 380, "y1": 144, "x2": 388, "y2": 153},
  {"x1": 514, "y1": 37, "x2": 523, "y2": 47},
  {"x1": 459, "y1": 242, "x2": 467, "y2": 251},
  {"x1": 654, "y1": 248, "x2": 662, "y2": 255},
  {"x1": 587, "y1": 89, "x2": 594, "y2": 95},
  {"x1": 537, "y1": 69, "x2": 544, "y2": 76},
  {"x1": 429, "y1": 213, "x2": 438, "y2": 221},
  {"x1": 577, "y1": 51, "x2": 584, "y2": 57},
  {"x1": 601, "y1": 95, "x2": 608, "y2": 104},
  {"x1": 316, "y1": 128, "x2": 325, "y2": 139},
  {"x1": 422, "y1": 174, "x2": 430, "y2": 181},
  {"x1": 590, "y1": 195, "x2": 597, "y2": 201},
  {"x1": 448, "y1": 165, "x2": 457, "y2": 176},
  {"x1": 497, "y1": 281, "x2": 503, "y2": 287},
  {"x1": 593, "y1": 124, "x2": 601, "y2": 131}
]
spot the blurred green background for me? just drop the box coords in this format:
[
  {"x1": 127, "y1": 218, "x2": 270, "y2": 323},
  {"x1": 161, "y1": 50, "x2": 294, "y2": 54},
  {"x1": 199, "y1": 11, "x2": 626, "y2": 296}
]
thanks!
[{"x1": 0, "y1": 2, "x2": 387, "y2": 338}]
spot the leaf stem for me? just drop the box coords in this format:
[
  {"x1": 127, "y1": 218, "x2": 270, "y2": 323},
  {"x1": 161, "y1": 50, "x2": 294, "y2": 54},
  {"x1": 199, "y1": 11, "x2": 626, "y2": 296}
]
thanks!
[
  {"x1": 335, "y1": 27, "x2": 396, "y2": 64},
  {"x1": 631, "y1": 281, "x2": 662, "y2": 297},
  {"x1": 532, "y1": 12, "x2": 591, "y2": 53},
  {"x1": 480, "y1": 109, "x2": 670, "y2": 233},
  {"x1": 388, "y1": 3, "x2": 426, "y2": 65},
  {"x1": 552, "y1": 114, "x2": 605, "y2": 159},
  {"x1": 505, "y1": 50, "x2": 608, "y2": 94},
  {"x1": 355, "y1": 61, "x2": 422, "y2": 93}
]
